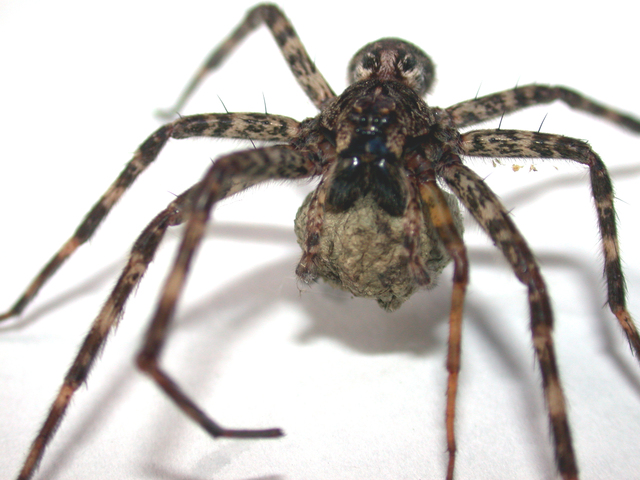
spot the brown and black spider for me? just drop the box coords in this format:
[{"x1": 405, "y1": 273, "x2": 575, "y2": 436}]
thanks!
[{"x1": 3, "y1": 3, "x2": 640, "y2": 480}]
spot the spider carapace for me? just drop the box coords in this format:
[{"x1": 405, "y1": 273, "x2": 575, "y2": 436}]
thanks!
[{"x1": 3, "y1": 4, "x2": 640, "y2": 480}]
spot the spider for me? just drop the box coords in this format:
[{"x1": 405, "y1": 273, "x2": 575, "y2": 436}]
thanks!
[{"x1": 2, "y1": 3, "x2": 640, "y2": 480}]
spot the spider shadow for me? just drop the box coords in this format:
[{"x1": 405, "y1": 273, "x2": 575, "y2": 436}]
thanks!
[
  {"x1": 538, "y1": 249, "x2": 640, "y2": 395},
  {"x1": 0, "y1": 261, "x2": 125, "y2": 332},
  {"x1": 145, "y1": 467, "x2": 283, "y2": 480},
  {"x1": 178, "y1": 221, "x2": 452, "y2": 356},
  {"x1": 492, "y1": 161, "x2": 640, "y2": 209}
]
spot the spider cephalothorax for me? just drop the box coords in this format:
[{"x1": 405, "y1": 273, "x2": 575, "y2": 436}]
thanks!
[{"x1": 3, "y1": 4, "x2": 640, "y2": 480}]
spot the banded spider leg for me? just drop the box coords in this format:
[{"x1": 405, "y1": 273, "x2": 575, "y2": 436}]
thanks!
[{"x1": 1, "y1": 5, "x2": 331, "y2": 479}]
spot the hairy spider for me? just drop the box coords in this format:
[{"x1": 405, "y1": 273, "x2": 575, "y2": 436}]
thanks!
[{"x1": 2, "y1": 3, "x2": 640, "y2": 480}]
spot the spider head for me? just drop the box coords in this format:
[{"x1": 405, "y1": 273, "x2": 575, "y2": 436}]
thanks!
[{"x1": 347, "y1": 38, "x2": 435, "y2": 96}]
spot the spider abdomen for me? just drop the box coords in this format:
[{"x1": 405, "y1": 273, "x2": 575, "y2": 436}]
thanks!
[{"x1": 294, "y1": 191, "x2": 462, "y2": 311}]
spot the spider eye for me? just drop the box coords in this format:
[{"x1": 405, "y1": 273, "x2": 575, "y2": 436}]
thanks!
[
  {"x1": 400, "y1": 55, "x2": 416, "y2": 72},
  {"x1": 362, "y1": 53, "x2": 378, "y2": 70}
]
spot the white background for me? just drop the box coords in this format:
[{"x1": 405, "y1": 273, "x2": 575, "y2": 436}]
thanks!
[{"x1": 1, "y1": 1, "x2": 640, "y2": 479}]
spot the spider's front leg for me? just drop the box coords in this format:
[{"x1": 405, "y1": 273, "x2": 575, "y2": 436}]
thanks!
[
  {"x1": 158, "y1": 3, "x2": 335, "y2": 117},
  {"x1": 136, "y1": 145, "x2": 319, "y2": 441},
  {"x1": 447, "y1": 84, "x2": 640, "y2": 133},
  {"x1": 0, "y1": 113, "x2": 298, "y2": 322}
]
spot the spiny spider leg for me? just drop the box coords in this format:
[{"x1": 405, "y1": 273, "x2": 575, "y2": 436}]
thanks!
[
  {"x1": 0, "y1": 113, "x2": 299, "y2": 322},
  {"x1": 14, "y1": 138, "x2": 318, "y2": 480},
  {"x1": 447, "y1": 84, "x2": 640, "y2": 132},
  {"x1": 15, "y1": 187, "x2": 195, "y2": 480},
  {"x1": 461, "y1": 129, "x2": 640, "y2": 360},
  {"x1": 14, "y1": 135, "x2": 316, "y2": 479},
  {"x1": 136, "y1": 146, "x2": 319, "y2": 444},
  {"x1": 417, "y1": 172, "x2": 468, "y2": 480},
  {"x1": 439, "y1": 159, "x2": 578, "y2": 480},
  {"x1": 158, "y1": 4, "x2": 335, "y2": 117}
]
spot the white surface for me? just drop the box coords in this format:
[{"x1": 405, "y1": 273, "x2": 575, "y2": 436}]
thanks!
[{"x1": 1, "y1": 1, "x2": 640, "y2": 479}]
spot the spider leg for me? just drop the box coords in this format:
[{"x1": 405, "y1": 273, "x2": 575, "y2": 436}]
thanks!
[
  {"x1": 136, "y1": 146, "x2": 318, "y2": 440},
  {"x1": 158, "y1": 4, "x2": 336, "y2": 117},
  {"x1": 438, "y1": 157, "x2": 578, "y2": 480},
  {"x1": 295, "y1": 176, "x2": 327, "y2": 283},
  {"x1": 0, "y1": 113, "x2": 299, "y2": 322},
  {"x1": 14, "y1": 187, "x2": 195, "y2": 480},
  {"x1": 405, "y1": 182, "x2": 437, "y2": 286},
  {"x1": 417, "y1": 173, "x2": 468, "y2": 480},
  {"x1": 447, "y1": 85, "x2": 640, "y2": 132},
  {"x1": 461, "y1": 129, "x2": 640, "y2": 359}
]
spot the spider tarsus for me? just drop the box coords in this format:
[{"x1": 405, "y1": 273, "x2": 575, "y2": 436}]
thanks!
[
  {"x1": 0, "y1": 297, "x2": 28, "y2": 322},
  {"x1": 614, "y1": 308, "x2": 640, "y2": 360},
  {"x1": 409, "y1": 262, "x2": 432, "y2": 286},
  {"x1": 446, "y1": 452, "x2": 455, "y2": 480},
  {"x1": 295, "y1": 261, "x2": 319, "y2": 284}
]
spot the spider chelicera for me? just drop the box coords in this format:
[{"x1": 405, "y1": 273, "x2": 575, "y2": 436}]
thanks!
[{"x1": 3, "y1": 4, "x2": 640, "y2": 480}]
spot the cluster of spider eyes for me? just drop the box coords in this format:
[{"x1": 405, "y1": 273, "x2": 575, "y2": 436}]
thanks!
[
  {"x1": 357, "y1": 115, "x2": 389, "y2": 126},
  {"x1": 353, "y1": 114, "x2": 390, "y2": 137},
  {"x1": 361, "y1": 52, "x2": 416, "y2": 71}
]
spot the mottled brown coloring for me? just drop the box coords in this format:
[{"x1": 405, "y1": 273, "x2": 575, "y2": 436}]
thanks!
[{"x1": 3, "y1": 4, "x2": 640, "y2": 480}]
